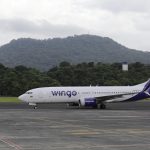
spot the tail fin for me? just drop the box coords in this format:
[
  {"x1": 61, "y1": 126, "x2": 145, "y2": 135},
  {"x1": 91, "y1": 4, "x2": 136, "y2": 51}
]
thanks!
[
  {"x1": 142, "y1": 79, "x2": 150, "y2": 96},
  {"x1": 128, "y1": 79, "x2": 150, "y2": 101},
  {"x1": 142, "y1": 79, "x2": 150, "y2": 92},
  {"x1": 135, "y1": 79, "x2": 150, "y2": 92},
  {"x1": 137, "y1": 79, "x2": 150, "y2": 97}
]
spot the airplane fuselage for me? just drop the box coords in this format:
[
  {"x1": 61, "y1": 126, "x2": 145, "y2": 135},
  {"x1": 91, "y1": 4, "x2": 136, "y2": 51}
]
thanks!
[
  {"x1": 19, "y1": 86, "x2": 142, "y2": 103},
  {"x1": 18, "y1": 79, "x2": 150, "y2": 109}
]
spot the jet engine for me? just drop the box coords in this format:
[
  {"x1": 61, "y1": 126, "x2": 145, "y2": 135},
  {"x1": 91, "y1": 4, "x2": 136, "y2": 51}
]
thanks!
[{"x1": 79, "y1": 98, "x2": 97, "y2": 107}]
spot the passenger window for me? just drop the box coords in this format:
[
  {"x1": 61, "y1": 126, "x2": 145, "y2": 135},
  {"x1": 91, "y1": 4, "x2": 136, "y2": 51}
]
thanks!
[{"x1": 26, "y1": 92, "x2": 33, "y2": 94}]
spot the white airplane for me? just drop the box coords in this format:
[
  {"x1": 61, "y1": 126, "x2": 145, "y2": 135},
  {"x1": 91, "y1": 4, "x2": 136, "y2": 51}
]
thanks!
[{"x1": 18, "y1": 79, "x2": 150, "y2": 109}]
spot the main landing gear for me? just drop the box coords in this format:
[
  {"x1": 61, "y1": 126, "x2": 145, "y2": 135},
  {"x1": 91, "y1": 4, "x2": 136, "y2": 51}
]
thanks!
[
  {"x1": 100, "y1": 103, "x2": 106, "y2": 109},
  {"x1": 78, "y1": 102, "x2": 106, "y2": 109},
  {"x1": 34, "y1": 106, "x2": 37, "y2": 109},
  {"x1": 97, "y1": 103, "x2": 106, "y2": 109}
]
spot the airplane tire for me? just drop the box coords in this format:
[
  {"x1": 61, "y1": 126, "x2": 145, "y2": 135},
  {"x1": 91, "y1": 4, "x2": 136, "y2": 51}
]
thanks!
[
  {"x1": 100, "y1": 103, "x2": 106, "y2": 109},
  {"x1": 34, "y1": 106, "x2": 37, "y2": 109},
  {"x1": 78, "y1": 103, "x2": 82, "y2": 108}
]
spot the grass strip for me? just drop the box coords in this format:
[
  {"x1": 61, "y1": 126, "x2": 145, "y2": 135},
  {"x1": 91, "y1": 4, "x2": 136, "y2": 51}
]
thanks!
[{"x1": 0, "y1": 97, "x2": 21, "y2": 103}]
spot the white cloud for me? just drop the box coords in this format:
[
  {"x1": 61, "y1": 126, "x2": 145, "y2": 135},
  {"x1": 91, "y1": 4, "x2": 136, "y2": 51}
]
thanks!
[
  {"x1": 0, "y1": 18, "x2": 87, "y2": 45},
  {"x1": 0, "y1": 0, "x2": 150, "y2": 51},
  {"x1": 0, "y1": 18, "x2": 86, "y2": 34},
  {"x1": 74, "y1": 0, "x2": 150, "y2": 13}
]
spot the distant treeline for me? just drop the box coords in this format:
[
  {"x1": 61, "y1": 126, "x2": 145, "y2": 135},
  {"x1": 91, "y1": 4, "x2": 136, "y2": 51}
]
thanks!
[{"x1": 0, "y1": 62, "x2": 150, "y2": 96}]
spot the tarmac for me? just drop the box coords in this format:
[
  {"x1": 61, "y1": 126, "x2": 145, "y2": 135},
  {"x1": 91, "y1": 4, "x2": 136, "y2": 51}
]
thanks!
[{"x1": 0, "y1": 101, "x2": 150, "y2": 150}]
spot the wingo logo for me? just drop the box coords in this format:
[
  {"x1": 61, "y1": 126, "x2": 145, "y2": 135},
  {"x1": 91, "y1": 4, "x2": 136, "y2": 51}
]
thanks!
[{"x1": 51, "y1": 91, "x2": 77, "y2": 98}]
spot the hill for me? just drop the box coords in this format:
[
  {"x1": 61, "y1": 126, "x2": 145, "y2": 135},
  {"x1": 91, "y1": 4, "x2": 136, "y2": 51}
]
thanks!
[{"x1": 0, "y1": 34, "x2": 150, "y2": 70}]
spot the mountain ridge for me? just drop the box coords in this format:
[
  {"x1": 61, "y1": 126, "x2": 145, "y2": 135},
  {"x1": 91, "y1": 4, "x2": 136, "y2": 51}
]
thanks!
[{"x1": 0, "y1": 34, "x2": 150, "y2": 70}]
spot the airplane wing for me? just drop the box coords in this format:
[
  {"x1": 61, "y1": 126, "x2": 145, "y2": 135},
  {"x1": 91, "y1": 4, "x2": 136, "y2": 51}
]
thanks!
[
  {"x1": 78, "y1": 92, "x2": 136, "y2": 108},
  {"x1": 94, "y1": 92, "x2": 136, "y2": 103}
]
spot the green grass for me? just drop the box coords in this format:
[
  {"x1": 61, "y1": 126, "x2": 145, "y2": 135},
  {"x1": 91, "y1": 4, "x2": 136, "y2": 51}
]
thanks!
[
  {"x1": 0, "y1": 97, "x2": 21, "y2": 103},
  {"x1": 0, "y1": 97, "x2": 149, "y2": 103},
  {"x1": 139, "y1": 98, "x2": 150, "y2": 102}
]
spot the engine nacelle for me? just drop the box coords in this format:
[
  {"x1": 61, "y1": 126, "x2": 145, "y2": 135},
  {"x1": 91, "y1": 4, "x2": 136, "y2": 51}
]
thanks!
[{"x1": 79, "y1": 98, "x2": 97, "y2": 107}]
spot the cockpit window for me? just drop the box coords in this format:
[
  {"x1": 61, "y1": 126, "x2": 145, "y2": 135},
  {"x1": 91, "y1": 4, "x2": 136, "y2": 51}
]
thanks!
[{"x1": 26, "y1": 92, "x2": 33, "y2": 94}]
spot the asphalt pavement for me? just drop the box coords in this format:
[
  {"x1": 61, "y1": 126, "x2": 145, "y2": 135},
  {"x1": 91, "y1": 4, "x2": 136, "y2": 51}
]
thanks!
[{"x1": 0, "y1": 101, "x2": 149, "y2": 150}]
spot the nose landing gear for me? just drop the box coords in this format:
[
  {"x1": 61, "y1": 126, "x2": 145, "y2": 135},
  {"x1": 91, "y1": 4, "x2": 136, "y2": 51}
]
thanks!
[{"x1": 29, "y1": 103, "x2": 37, "y2": 109}]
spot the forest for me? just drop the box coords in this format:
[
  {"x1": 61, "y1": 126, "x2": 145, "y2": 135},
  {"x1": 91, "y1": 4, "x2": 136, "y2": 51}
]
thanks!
[{"x1": 0, "y1": 62, "x2": 150, "y2": 96}]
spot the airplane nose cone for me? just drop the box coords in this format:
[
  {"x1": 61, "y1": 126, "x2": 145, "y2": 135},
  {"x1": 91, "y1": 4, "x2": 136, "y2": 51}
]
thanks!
[{"x1": 18, "y1": 95, "x2": 26, "y2": 102}]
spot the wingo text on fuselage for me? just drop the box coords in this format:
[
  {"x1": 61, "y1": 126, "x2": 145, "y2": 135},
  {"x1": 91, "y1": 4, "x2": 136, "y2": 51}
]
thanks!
[{"x1": 51, "y1": 91, "x2": 77, "y2": 98}]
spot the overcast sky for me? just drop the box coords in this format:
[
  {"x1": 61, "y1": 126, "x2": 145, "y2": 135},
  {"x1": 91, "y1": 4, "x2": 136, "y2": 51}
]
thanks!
[{"x1": 0, "y1": 0, "x2": 150, "y2": 51}]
